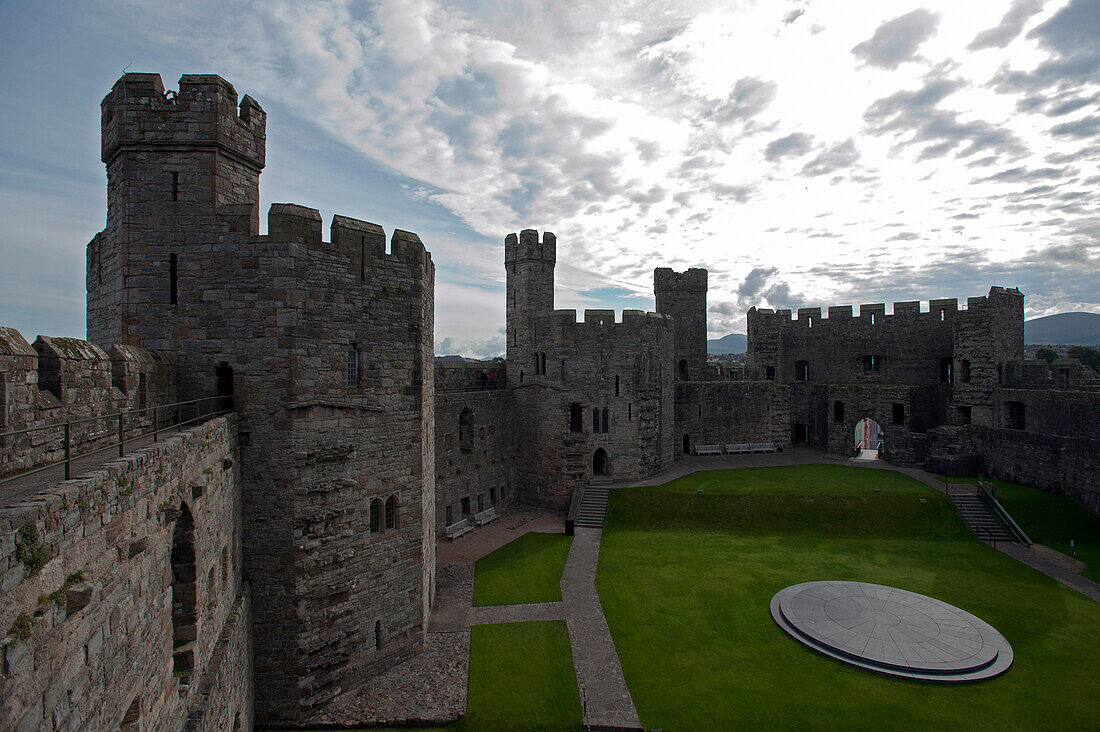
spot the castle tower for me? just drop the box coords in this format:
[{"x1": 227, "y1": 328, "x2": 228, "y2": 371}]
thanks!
[
  {"x1": 654, "y1": 268, "x2": 708, "y2": 381},
  {"x1": 87, "y1": 73, "x2": 266, "y2": 348},
  {"x1": 505, "y1": 229, "x2": 556, "y2": 385}
]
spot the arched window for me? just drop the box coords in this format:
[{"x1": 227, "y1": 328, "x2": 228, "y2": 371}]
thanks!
[
  {"x1": 458, "y1": 407, "x2": 473, "y2": 442},
  {"x1": 370, "y1": 498, "x2": 382, "y2": 534},
  {"x1": 171, "y1": 504, "x2": 197, "y2": 676},
  {"x1": 385, "y1": 496, "x2": 397, "y2": 530}
]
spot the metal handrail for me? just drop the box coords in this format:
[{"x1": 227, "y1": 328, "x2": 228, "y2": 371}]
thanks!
[
  {"x1": 0, "y1": 395, "x2": 232, "y2": 485},
  {"x1": 977, "y1": 477, "x2": 1032, "y2": 547}
]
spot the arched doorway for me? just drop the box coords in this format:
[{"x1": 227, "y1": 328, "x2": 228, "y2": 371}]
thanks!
[
  {"x1": 593, "y1": 448, "x2": 609, "y2": 476},
  {"x1": 682, "y1": 434, "x2": 690, "y2": 454},
  {"x1": 853, "y1": 417, "x2": 884, "y2": 460}
]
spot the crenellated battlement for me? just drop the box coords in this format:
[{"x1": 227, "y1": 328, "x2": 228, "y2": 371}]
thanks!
[
  {"x1": 504, "y1": 229, "x2": 556, "y2": 264},
  {"x1": 654, "y1": 267, "x2": 707, "y2": 292},
  {"x1": 257, "y1": 204, "x2": 433, "y2": 272},
  {"x1": 101, "y1": 72, "x2": 266, "y2": 169},
  {"x1": 551, "y1": 308, "x2": 672, "y2": 329},
  {"x1": 749, "y1": 297, "x2": 963, "y2": 328}
]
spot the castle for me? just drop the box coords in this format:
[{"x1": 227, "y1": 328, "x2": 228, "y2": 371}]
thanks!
[{"x1": 1, "y1": 73, "x2": 1097, "y2": 731}]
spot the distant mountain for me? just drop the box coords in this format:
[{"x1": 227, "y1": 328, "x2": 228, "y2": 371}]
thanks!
[
  {"x1": 707, "y1": 333, "x2": 747, "y2": 354},
  {"x1": 1025, "y1": 312, "x2": 1100, "y2": 346}
]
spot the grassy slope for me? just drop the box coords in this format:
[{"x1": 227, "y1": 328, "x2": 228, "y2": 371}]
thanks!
[
  {"x1": 644, "y1": 464, "x2": 937, "y2": 495},
  {"x1": 598, "y1": 465, "x2": 1100, "y2": 731},
  {"x1": 943, "y1": 476, "x2": 1100, "y2": 582},
  {"x1": 473, "y1": 532, "x2": 573, "y2": 606}
]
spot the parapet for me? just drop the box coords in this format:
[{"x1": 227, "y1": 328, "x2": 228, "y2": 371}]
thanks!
[
  {"x1": 269, "y1": 204, "x2": 322, "y2": 242},
  {"x1": 101, "y1": 72, "x2": 266, "y2": 169},
  {"x1": 504, "y1": 229, "x2": 556, "y2": 265},
  {"x1": 749, "y1": 297, "x2": 965, "y2": 327},
  {"x1": 654, "y1": 267, "x2": 708, "y2": 292},
  {"x1": 552, "y1": 308, "x2": 671, "y2": 328}
]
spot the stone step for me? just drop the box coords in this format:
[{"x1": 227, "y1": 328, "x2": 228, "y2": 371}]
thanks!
[
  {"x1": 576, "y1": 485, "x2": 611, "y2": 529},
  {"x1": 949, "y1": 493, "x2": 1016, "y2": 542}
]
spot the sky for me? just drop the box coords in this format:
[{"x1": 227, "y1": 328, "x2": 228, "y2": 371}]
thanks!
[{"x1": 0, "y1": 0, "x2": 1097, "y2": 358}]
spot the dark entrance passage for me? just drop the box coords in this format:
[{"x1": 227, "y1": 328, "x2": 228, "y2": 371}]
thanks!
[
  {"x1": 792, "y1": 423, "x2": 808, "y2": 444},
  {"x1": 593, "y1": 448, "x2": 609, "y2": 476},
  {"x1": 216, "y1": 362, "x2": 234, "y2": 411},
  {"x1": 682, "y1": 434, "x2": 690, "y2": 454}
]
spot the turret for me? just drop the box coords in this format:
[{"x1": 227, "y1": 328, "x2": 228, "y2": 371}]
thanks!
[
  {"x1": 505, "y1": 229, "x2": 556, "y2": 384},
  {"x1": 88, "y1": 73, "x2": 266, "y2": 349},
  {"x1": 654, "y1": 267, "x2": 708, "y2": 381}
]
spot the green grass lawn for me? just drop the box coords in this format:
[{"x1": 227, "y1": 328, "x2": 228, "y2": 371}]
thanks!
[
  {"x1": 646, "y1": 464, "x2": 936, "y2": 495},
  {"x1": 943, "y1": 476, "x2": 1100, "y2": 582},
  {"x1": 473, "y1": 532, "x2": 573, "y2": 606},
  {"x1": 453, "y1": 621, "x2": 582, "y2": 731},
  {"x1": 319, "y1": 621, "x2": 582, "y2": 732},
  {"x1": 598, "y1": 464, "x2": 1100, "y2": 731}
]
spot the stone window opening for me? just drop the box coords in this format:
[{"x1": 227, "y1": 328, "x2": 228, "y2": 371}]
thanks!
[
  {"x1": 940, "y1": 309, "x2": 945, "y2": 321},
  {"x1": 628, "y1": 403, "x2": 632, "y2": 421},
  {"x1": 170, "y1": 171, "x2": 179, "y2": 201},
  {"x1": 347, "y1": 347, "x2": 360, "y2": 388},
  {"x1": 169, "y1": 253, "x2": 179, "y2": 306},
  {"x1": 615, "y1": 374, "x2": 620, "y2": 396},
  {"x1": 461, "y1": 496, "x2": 470, "y2": 515},
  {"x1": 870, "y1": 313, "x2": 876, "y2": 324},
  {"x1": 385, "y1": 495, "x2": 397, "y2": 530},
  {"x1": 216, "y1": 362, "x2": 234, "y2": 412},
  {"x1": 765, "y1": 365, "x2": 775, "y2": 381},
  {"x1": 592, "y1": 407, "x2": 600, "y2": 433},
  {"x1": 369, "y1": 498, "x2": 382, "y2": 534},
  {"x1": 541, "y1": 352, "x2": 547, "y2": 375},
  {"x1": 960, "y1": 359, "x2": 971, "y2": 383},
  {"x1": 678, "y1": 359, "x2": 689, "y2": 380},
  {"x1": 533, "y1": 352, "x2": 539, "y2": 374},
  {"x1": 569, "y1": 403, "x2": 583, "y2": 432},
  {"x1": 602, "y1": 408, "x2": 609, "y2": 433},
  {"x1": 519, "y1": 370, "x2": 524, "y2": 383},
  {"x1": 892, "y1": 403, "x2": 904, "y2": 424},
  {"x1": 833, "y1": 401, "x2": 844, "y2": 422},
  {"x1": 862, "y1": 355, "x2": 883, "y2": 373},
  {"x1": 121, "y1": 697, "x2": 142, "y2": 732},
  {"x1": 171, "y1": 504, "x2": 197, "y2": 677},
  {"x1": 561, "y1": 358, "x2": 566, "y2": 380},
  {"x1": 459, "y1": 407, "x2": 473, "y2": 442},
  {"x1": 939, "y1": 357, "x2": 953, "y2": 383},
  {"x1": 807, "y1": 316, "x2": 813, "y2": 328},
  {"x1": 1005, "y1": 401, "x2": 1025, "y2": 430},
  {"x1": 478, "y1": 494, "x2": 484, "y2": 511},
  {"x1": 375, "y1": 620, "x2": 383, "y2": 650},
  {"x1": 795, "y1": 360, "x2": 810, "y2": 382},
  {"x1": 957, "y1": 406, "x2": 971, "y2": 424}
]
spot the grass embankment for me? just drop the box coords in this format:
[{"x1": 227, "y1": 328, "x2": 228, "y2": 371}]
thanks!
[
  {"x1": 473, "y1": 532, "x2": 573, "y2": 606},
  {"x1": 945, "y1": 476, "x2": 1100, "y2": 582},
  {"x1": 597, "y1": 465, "x2": 1100, "y2": 731}
]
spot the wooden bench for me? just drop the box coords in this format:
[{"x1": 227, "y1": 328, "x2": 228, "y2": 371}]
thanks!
[
  {"x1": 750, "y1": 442, "x2": 776, "y2": 453},
  {"x1": 724, "y1": 443, "x2": 752, "y2": 454},
  {"x1": 446, "y1": 518, "x2": 472, "y2": 540},
  {"x1": 694, "y1": 444, "x2": 722, "y2": 456},
  {"x1": 474, "y1": 507, "x2": 500, "y2": 527}
]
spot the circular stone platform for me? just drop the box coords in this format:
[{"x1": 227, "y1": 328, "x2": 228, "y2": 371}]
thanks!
[{"x1": 770, "y1": 581, "x2": 1012, "y2": 682}]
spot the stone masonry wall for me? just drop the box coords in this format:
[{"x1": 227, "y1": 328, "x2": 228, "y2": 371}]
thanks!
[
  {"x1": 435, "y1": 363, "x2": 516, "y2": 533},
  {"x1": 0, "y1": 328, "x2": 175, "y2": 479},
  {"x1": 0, "y1": 416, "x2": 250, "y2": 732},
  {"x1": 674, "y1": 381, "x2": 791, "y2": 452}
]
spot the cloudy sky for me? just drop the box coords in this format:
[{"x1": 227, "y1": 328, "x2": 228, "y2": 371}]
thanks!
[{"x1": 1, "y1": 0, "x2": 1097, "y2": 357}]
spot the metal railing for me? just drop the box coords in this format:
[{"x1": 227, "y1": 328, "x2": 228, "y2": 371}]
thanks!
[
  {"x1": 977, "y1": 477, "x2": 1032, "y2": 547},
  {"x1": 0, "y1": 395, "x2": 232, "y2": 485}
]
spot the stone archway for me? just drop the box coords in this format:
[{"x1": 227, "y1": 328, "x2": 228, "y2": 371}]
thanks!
[
  {"x1": 853, "y1": 417, "x2": 884, "y2": 459},
  {"x1": 593, "y1": 448, "x2": 609, "y2": 476}
]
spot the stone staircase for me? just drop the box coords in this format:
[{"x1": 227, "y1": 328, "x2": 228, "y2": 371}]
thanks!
[
  {"x1": 576, "y1": 478, "x2": 612, "y2": 529},
  {"x1": 948, "y1": 487, "x2": 1015, "y2": 543}
]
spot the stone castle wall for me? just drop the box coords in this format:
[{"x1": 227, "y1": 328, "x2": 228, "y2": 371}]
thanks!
[
  {"x1": 0, "y1": 416, "x2": 250, "y2": 732},
  {"x1": 85, "y1": 73, "x2": 437, "y2": 725},
  {"x1": 674, "y1": 381, "x2": 791, "y2": 451},
  {"x1": 435, "y1": 363, "x2": 516, "y2": 532},
  {"x1": 0, "y1": 328, "x2": 175, "y2": 479}
]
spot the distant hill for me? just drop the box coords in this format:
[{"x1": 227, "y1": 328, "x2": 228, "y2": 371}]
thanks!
[
  {"x1": 1025, "y1": 312, "x2": 1100, "y2": 346},
  {"x1": 707, "y1": 333, "x2": 747, "y2": 354}
]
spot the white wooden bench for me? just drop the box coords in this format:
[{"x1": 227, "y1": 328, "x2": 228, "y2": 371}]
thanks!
[
  {"x1": 694, "y1": 444, "x2": 722, "y2": 456},
  {"x1": 446, "y1": 518, "x2": 472, "y2": 540},
  {"x1": 750, "y1": 442, "x2": 777, "y2": 453},
  {"x1": 724, "y1": 443, "x2": 752, "y2": 454},
  {"x1": 474, "y1": 507, "x2": 500, "y2": 527}
]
